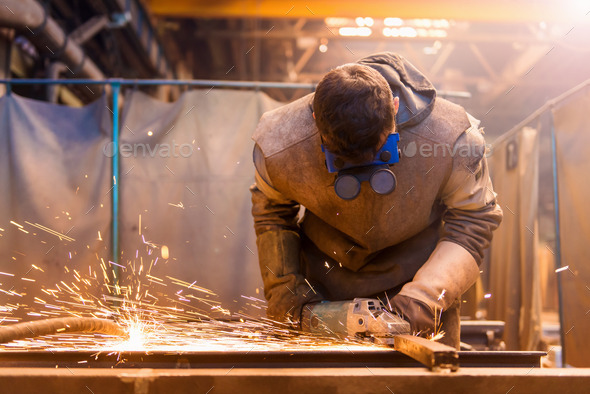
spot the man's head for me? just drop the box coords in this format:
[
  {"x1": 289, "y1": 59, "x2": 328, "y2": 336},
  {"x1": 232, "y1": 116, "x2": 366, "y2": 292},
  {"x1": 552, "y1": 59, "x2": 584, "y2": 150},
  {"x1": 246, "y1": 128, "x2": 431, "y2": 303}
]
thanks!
[{"x1": 313, "y1": 64, "x2": 399, "y2": 164}]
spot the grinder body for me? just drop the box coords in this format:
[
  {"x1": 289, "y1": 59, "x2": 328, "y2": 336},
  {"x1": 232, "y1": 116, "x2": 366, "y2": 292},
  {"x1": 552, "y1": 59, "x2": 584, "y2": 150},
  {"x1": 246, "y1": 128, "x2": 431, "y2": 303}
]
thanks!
[{"x1": 301, "y1": 298, "x2": 410, "y2": 345}]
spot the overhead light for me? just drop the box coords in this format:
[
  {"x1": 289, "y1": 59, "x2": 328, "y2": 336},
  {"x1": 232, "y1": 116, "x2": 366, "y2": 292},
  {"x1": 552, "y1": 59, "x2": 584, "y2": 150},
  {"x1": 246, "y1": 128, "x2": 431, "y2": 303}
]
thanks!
[
  {"x1": 414, "y1": 19, "x2": 432, "y2": 28},
  {"x1": 325, "y1": 17, "x2": 354, "y2": 27},
  {"x1": 384, "y1": 17, "x2": 403, "y2": 27},
  {"x1": 383, "y1": 27, "x2": 401, "y2": 37},
  {"x1": 384, "y1": 27, "x2": 446, "y2": 39},
  {"x1": 417, "y1": 28, "x2": 429, "y2": 37},
  {"x1": 432, "y1": 19, "x2": 450, "y2": 29},
  {"x1": 339, "y1": 27, "x2": 372, "y2": 37},
  {"x1": 399, "y1": 27, "x2": 417, "y2": 37},
  {"x1": 296, "y1": 37, "x2": 317, "y2": 49},
  {"x1": 355, "y1": 17, "x2": 374, "y2": 27},
  {"x1": 319, "y1": 43, "x2": 328, "y2": 53},
  {"x1": 411, "y1": 18, "x2": 450, "y2": 29}
]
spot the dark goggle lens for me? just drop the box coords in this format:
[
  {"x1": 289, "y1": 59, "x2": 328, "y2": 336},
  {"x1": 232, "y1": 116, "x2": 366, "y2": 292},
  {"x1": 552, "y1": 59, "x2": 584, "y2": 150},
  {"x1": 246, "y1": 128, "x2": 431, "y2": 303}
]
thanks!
[
  {"x1": 370, "y1": 169, "x2": 397, "y2": 195},
  {"x1": 334, "y1": 175, "x2": 361, "y2": 200}
]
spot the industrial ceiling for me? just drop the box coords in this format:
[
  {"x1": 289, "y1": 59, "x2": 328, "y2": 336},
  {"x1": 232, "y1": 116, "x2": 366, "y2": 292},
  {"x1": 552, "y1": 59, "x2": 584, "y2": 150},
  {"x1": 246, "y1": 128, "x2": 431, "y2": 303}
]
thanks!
[
  {"x1": 3, "y1": 0, "x2": 589, "y2": 139},
  {"x1": 146, "y1": 0, "x2": 587, "y2": 23}
]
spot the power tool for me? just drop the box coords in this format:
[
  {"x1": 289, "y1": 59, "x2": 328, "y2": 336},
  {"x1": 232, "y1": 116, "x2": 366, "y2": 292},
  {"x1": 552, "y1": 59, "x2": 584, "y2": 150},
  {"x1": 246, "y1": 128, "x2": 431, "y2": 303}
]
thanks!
[{"x1": 300, "y1": 298, "x2": 410, "y2": 345}]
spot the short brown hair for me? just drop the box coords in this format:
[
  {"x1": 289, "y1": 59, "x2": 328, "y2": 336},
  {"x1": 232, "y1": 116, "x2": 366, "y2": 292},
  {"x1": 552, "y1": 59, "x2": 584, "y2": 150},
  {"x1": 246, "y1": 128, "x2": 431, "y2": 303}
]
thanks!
[{"x1": 313, "y1": 64, "x2": 395, "y2": 164}]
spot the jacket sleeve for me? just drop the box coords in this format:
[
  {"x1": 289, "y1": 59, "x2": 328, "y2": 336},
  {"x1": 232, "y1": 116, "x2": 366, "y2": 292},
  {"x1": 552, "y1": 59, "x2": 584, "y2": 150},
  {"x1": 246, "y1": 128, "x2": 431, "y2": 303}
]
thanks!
[
  {"x1": 439, "y1": 119, "x2": 503, "y2": 265},
  {"x1": 250, "y1": 143, "x2": 300, "y2": 236},
  {"x1": 250, "y1": 143, "x2": 323, "y2": 323}
]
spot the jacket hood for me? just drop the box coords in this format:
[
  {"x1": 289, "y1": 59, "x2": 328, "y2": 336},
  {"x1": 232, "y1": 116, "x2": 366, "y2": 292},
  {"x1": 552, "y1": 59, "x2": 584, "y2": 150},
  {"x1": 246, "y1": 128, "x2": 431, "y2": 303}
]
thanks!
[{"x1": 357, "y1": 52, "x2": 436, "y2": 129}]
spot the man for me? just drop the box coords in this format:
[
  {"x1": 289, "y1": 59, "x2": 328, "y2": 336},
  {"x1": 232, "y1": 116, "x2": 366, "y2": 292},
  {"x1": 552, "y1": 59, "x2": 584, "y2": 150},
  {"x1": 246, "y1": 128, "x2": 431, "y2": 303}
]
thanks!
[{"x1": 250, "y1": 52, "x2": 502, "y2": 348}]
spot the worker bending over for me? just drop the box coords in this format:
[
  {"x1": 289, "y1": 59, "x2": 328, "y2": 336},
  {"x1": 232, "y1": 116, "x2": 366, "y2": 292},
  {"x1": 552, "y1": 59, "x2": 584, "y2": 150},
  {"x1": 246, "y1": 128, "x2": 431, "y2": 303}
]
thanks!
[{"x1": 250, "y1": 52, "x2": 502, "y2": 348}]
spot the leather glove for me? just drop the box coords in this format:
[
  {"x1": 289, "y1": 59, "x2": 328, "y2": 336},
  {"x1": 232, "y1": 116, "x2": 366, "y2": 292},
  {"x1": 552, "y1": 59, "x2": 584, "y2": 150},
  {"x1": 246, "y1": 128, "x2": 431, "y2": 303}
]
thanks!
[
  {"x1": 390, "y1": 293, "x2": 437, "y2": 335},
  {"x1": 257, "y1": 229, "x2": 323, "y2": 324},
  {"x1": 389, "y1": 241, "x2": 480, "y2": 336}
]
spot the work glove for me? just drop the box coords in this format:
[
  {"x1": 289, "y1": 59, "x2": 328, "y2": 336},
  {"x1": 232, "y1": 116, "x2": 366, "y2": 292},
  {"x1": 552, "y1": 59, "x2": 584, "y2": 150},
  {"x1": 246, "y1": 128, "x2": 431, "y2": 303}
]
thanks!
[
  {"x1": 390, "y1": 294, "x2": 436, "y2": 335},
  {"x1": 257, "y1": 229, "x2": 323, "y2": 324},
  {"x1": 389, "y1": 241, "x2": 480, "y2": 336}
]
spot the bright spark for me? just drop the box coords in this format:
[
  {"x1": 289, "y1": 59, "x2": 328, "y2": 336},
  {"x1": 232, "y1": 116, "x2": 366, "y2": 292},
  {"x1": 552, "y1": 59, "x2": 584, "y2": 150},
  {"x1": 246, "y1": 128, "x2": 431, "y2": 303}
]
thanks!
[
  {"x1": 0, "y1": 223, "x2": 391, "y2": 359},
  {"x1": 24, "y1": 221, "x2": 75, "y2": 242}
]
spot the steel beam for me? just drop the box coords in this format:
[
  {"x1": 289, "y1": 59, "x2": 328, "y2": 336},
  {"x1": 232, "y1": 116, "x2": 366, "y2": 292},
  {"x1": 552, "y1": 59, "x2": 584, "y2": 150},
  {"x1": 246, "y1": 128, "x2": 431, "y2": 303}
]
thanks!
[
  {"x1": 0, "y1": 349, "x2": 545, "y2": 369},
  {"x1": 147, "y1": 0, "x2": 588, "y2": 23},
  {"x1": 394, "y1": 334, "x2": 459, "y2": 371},
  {"x1": 2, "y1": 367, "x2": 590, "y2": 394},
  {"x1": 482, "y1": 44, "x2": 552, "y2": 106}
]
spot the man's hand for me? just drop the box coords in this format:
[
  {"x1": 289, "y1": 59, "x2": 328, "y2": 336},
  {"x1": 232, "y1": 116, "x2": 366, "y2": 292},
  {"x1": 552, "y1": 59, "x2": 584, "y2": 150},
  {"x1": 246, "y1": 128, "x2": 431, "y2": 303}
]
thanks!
[
  {"x1": 390, "y1": 293, "x2": 436, "y2": 336},
  {"x1": 257, "y1": 229, "x2": 323, "y2": 324},
  {"x1": 266, "y1": 282, "x2": 322, "y2": 323}
]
